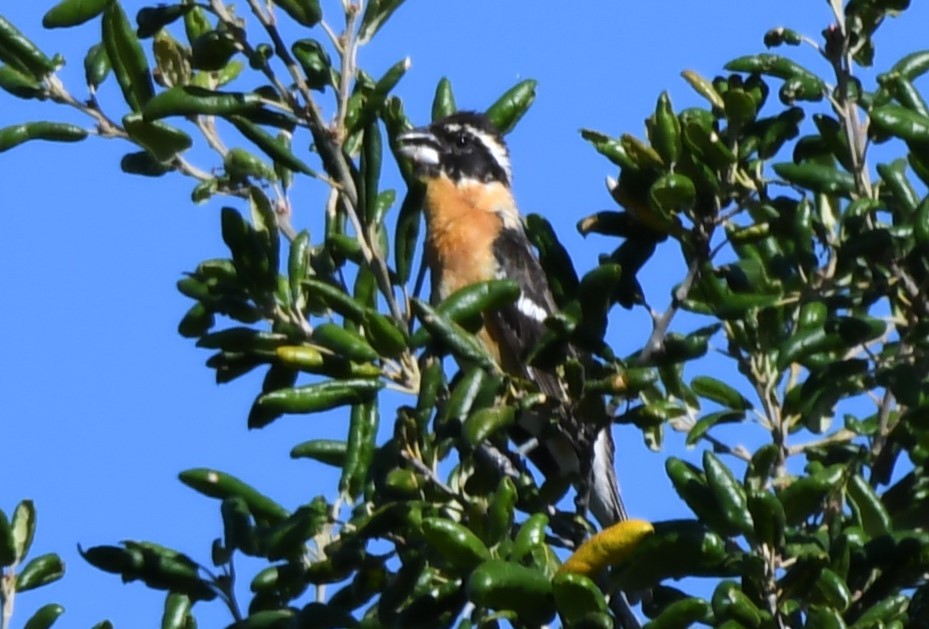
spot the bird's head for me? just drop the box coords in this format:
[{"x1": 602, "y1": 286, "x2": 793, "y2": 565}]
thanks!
[{"x1": 396, "y1": 111, "x2": 512, "y2": 187}]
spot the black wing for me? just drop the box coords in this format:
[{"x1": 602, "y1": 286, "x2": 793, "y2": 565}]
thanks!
[
  {"x1": 488, "y1": 224, "x2": 627, "y2": 526},
  {"x1": 487, "y1": 225, "x2": 566, "y2": 400}
]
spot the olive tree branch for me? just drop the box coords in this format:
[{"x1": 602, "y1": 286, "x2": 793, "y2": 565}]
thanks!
[{"x1": 236, "y1": 0, "x2": 406, "y2": 327}]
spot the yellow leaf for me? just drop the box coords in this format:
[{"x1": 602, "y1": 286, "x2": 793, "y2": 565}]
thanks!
[{"x1": 559, "y1": 519, "x2": 654, "y2": 576}]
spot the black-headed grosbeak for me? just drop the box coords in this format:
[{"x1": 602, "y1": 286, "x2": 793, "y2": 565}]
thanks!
[{"x1": 397, "y1": 111, "x2": 627, "y2": 528}]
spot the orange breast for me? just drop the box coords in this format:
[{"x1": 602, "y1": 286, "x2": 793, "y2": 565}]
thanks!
[
  {"x1": 423, "y1": 176, "x2": 514, "y2": 298},
  {"x1": 423, "y1": 176, "x2": 518, "y2": 365}
]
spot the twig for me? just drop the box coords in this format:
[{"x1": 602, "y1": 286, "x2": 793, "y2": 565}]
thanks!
[
  {"x1": 787, "y1": 429, "x2": 857, "y2": 456},
  {"x1": 240, "y1": 0, "x2": 406, "y2": 325},
  {"x1": 47, "y1": 76, "x2": 216, "y2": 184},
  {"x1": 46, "y1": 76, "x2": 125, "y2": 138},
  {"x1": 636, "y1": 257, "x2": 701, "y2": 364},
  {"x1": 1, "y1": 566, "x2": 16, "y2": 629},
  {"x1": 871, "y1": 389, "x2": 896, "y2": 460},
  {"x1": 334, "y1": 2, "x2": 361, "y2": 136},
  {"x1": 400, "y1": 451, "x2": 457, "y2": 497},
  {"x1": 474, "y1": 443, "x2": 522, "y2": 480}
]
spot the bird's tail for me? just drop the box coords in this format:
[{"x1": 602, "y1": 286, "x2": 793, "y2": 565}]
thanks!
[
  {"x1": 588, "y1": 427, "x2": 627, "y2": 526},
  {"x1": 586, "y1": 427, "x2": 641, "y2": 629}
]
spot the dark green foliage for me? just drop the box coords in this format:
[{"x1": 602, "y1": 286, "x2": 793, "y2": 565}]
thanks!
[{"x1": 2, "y1": 1, "x2": 929, "y2": 627}]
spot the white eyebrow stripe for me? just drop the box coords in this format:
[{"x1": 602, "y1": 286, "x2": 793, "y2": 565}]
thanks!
[
  {"x1": 517, "y1": 295, "x2": 549, "y2": 322},
  {"x1": 470, "y1": 128, "x2": 512, "y2": 183}
]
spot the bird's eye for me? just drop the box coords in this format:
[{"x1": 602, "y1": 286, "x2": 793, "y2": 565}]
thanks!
[{"x1": 455, "y1": 133, "x2": 469, "y2": 148}]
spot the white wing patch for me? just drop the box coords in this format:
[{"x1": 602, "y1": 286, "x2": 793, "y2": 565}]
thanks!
[{"x1": 517, "y1": 294, "x2": 549, "y2": 322}]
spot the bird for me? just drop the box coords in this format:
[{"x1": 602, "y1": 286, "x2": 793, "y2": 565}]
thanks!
[{"x1": 395, "y1": 111, "x2": 627, "y2": 529}]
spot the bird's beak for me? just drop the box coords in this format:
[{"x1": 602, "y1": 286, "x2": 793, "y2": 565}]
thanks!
[{"x1": 396, "y1": 127, "x2": 441, "y2": 170}]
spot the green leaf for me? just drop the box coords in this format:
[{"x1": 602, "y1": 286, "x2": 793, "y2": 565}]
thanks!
[
  {"x1": 462, "y1": 406, "x2": 516, "y2": 448},
  {"x1": 526, "y1": 213, "x2": 580, "y2": 305},
  {"x1": 83, "y1": 41, "x2": 111, "y2": 88},
  {"x1": 43, "y1": 0, "x2": 108, "y2": 29},
  {"x1": 432, "y1": 77, "x2": 457, "y2": 120},
  {"x1": 870, "y1": 104, "x2": 929, "y2": 142},
  {"x1": 621, "y1": 133, "x2": 665, "y2": 170},
  {"x1": 812, "y1": 568, "x2": 851, "y2": 612},
  {"x1": 577, "y1": 210, "x2": 636, "y2": 238},
  {"x1": 764, "y1": 27, "x2": 803, "y2": 47},
  {"x1": 302, "y1": 278, "x2": 366, "y2": 321},
  {"x1": 358, "y1": 0, "x2": 405, "y2": 43},
  {"x1": 312, "y1": 322, "x2": 379, "y2": 363},
  {"x1": 143, "y1": 86, "x2": 262, "y2": 119},
  {"x1": 649, "y1": 173, "x2": 697, "y2": 214},
  {"x1": 467, "y1": 559, "x2": 555, "y2": 625},
  {"x1": 161, "y1": 592, "x2": 192, "y2": 629},
  {"x1": 362, "y1": 310, "x2": 407, "y2": 358},
  {"x1": 120, "y1": 541, "x2": 215, "y2": 601},
  {"x1": 614, "y1": 520, "x2": 731, "y2": 591},
  {"x1": 254, "y1": 379, "x2": 383, "y2": 425},
  {"x1": 666, "y1": 458, "x2": 741, "y2": 537},
  {"x1": 552, "y1": 572, "x2": 608, "y2": 623},
  {"x1": 123, "y1": 114, "x2": 192, "y2": 161},
  {"x1": 16, "y1": 553, "x2": 64, "y2": 592},
  {"x1": 485, "y1": 79, "x2": 537, "y2": 134},
  {"x1": 410, "y1": 280, "x2": 519, "y2": 346},
  {"x1": 182, "y1": 2, "x2": 211, "y2": 43},
  {"x1": 773, "y1": 162, "x2": 856, "y2": 196},
  {"x1": 0, "y1": 64, "x2": 46, "y2": 99},
  {"x1": 681, "y1": 70, "x2": 724, "y2": 109},
  {"x1": 392, "y1": 184, "x2": 423, "y2": 284},
  {"x1": 747, "y1": 490, "x2": 786, "y2": 548},
  {"x1": 686, "y1": 410, "x2": 744, "y2": 446},
  {"x1": 411, "y1": 299, "x2": 496, "y2": 369},
  {"x1": 891, "y1": 49, "x2": 929, "y2": 79},
  {"x1": 0, "y1": 509, "x2": 14, "y2": 566},
  {"x1": 102, "y1": 1, "x2": 155, "y2": 111},
  {"x1": 652, "y1": 91, "x2": 683, "y2": 164},
  {"x1": 136, "y1": 5, "x2": 193, "y2": 39},
  {"x1": 777, "y1": 465, "x2": 844, "y2": 525},
  {"x1": 274, "y1": 0, "x2": 322, "y2": 27},
  {"x1": 644, "y1": 597, "x2": 713, "y2": 628},
  {"x1": 846, "y1": 474, "x2": 892, "y2": 538},
  {"x1": 725, "y1": 53, "x2": 824, "y2": 91},
  {"x1": 340, "y1": 401, "x2": 379, "y2": 499},
  {"x1": 581, "y1": 129, "x2": 637, "y2": 171},
  {"x1": 691, "y1": 376, "x2": 752, "y2": 410},
  {"x1": 262, "y1": 498, "x2": 329, "y2": 560},
  {"x1": 224, "y1": 147, "x2": 277, "y2": 181},
  {"x1": 291, "y1": 39, "x2": 332, "y2": 91},
  {"x1": 178, "y1": 468, "x2": 289, "y2": 525},
  {"x1": 703, "y1": 451, "x2": 754, "y2": 538},
  {"x1": 23, "y1": 603, "x2": 65, "y2": 629},
  {"x1": 351, "y1": 58, "x2": 410, "y2": 133},
  {"x1": 11, "y1": 500, "x2": 36, "y2": 562},
  {"x1": 423, "y1": 518, "x2": 491, "y2": 571},
  {"x1": 121, "y1": 151, "x2": 173, "y2": 177},
  {"x1": 0, "y1": 122, "x2": 87, "y2": 153},
  {"x1": 220, "y1": 497, "x2": 254, "y2": 556},
  {"x1": 290, "y1": 439, "x2": 347, "y2": 467},
  {"x1": 712, "y1": 580, "x2": 764, "y2": 626},
  {"x1": 189, "y1": 30, "x2": 237, "y2": 71},
  {"x1": 849, "y1": 593, "x2": 909, "y2": 628},
  {"x1": 0, "y1": 15, "x2": 58, "y2": 77}
]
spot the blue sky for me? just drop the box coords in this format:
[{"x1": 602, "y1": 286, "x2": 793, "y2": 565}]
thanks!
[{"x1": 2, "y1": 1, "x2": 928, "y2": 626}]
